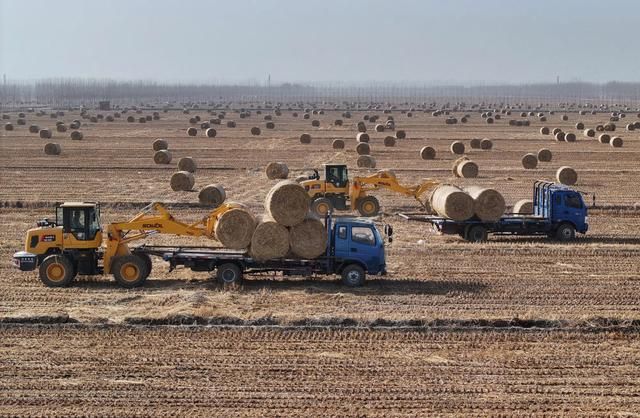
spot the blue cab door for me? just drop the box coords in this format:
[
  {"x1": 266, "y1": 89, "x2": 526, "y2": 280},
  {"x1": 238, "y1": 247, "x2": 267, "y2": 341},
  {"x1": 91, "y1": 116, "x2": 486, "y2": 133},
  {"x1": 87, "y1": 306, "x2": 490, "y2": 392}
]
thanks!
[{"x1": 334, "y1": 223, "x2": 383, "y2": 273}]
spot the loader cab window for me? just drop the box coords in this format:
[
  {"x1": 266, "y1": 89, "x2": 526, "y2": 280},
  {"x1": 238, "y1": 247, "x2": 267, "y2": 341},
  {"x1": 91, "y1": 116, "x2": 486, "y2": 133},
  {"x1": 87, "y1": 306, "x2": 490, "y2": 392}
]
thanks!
[
  {"x1": 326, "y1": 165, "x2": 348, "y2": 188},
  {"x1": 565, "y1": 194, "x2": 583, "y2": 209},
  {"x1": 63, "y1": 206, "x2": 100, "y2": 241}
]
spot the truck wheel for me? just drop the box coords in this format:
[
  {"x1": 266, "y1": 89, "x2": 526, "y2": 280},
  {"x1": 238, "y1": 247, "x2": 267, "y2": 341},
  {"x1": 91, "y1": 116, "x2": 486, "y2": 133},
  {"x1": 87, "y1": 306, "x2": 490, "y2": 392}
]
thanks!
[
  {"x1": 112, "y1": 255, "x2": 149, "y2": 288},
  {"x1": 341, "y1": 264, "x2": 366, "y2": 287},
  {"x1": 466, "y1": 225, "x2": 488, "y2": 243},
  {"x1": 216, "y1": 263, "x2": 243, "y2": 285},
  {"x1": 39, "y1": 255, "x2": 76, "y2": 287},
  {"x1": 555, "y1": 223, "x2": 576, "y2": 242},
  {"x1": 356, "y1": 196, "x2": 380, "y2": 217},
  {"x1": 311, "y1": 197, "x2": 333, "y2": 217}
]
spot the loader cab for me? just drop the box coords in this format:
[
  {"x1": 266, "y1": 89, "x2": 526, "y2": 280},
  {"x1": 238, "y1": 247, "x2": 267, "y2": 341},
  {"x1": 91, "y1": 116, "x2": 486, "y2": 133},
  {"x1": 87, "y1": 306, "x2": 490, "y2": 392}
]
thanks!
[
  {"x1": 325, "y1": 164, "x2": 349, "y2": 189},
  {"x1": 57, "y1": 202, "x2": 102, "y2": 242}
]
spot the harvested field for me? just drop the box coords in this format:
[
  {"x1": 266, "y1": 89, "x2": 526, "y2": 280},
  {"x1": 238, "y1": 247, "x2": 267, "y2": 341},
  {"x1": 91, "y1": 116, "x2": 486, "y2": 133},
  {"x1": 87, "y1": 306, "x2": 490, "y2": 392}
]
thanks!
[
  {"x1": 0, "y1": 324, "x2": 639, "y2": 416},
  {"x1": 2, "y1": 105, "x2": 640, "y2": 416}
]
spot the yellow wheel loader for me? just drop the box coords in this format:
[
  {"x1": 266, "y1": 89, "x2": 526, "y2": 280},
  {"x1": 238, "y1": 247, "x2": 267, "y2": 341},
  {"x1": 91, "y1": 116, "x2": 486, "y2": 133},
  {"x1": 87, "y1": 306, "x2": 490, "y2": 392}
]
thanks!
[{"x1": 300, "y1": 164, "x2": 440, "y2": 217}]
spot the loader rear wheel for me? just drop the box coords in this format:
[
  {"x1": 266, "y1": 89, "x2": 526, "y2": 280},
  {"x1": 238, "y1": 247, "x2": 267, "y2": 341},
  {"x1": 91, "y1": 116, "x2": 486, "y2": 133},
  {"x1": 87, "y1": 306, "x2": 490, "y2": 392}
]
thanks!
[
  {"x1": 39, "y1": 255, "x2": 76, "y2": 287},
  {"x1": 311, "y1": 197, "x2": 333, "y2": 217},
  {"x1": 216, "y1": 263, "x2": 243, "y2": 286},
  {"x1": 112, "y1": 255, "x2": 149, "y2": 288},
  {"x1": 356, "y1": 196, "x2": 380, "y2": 217}
]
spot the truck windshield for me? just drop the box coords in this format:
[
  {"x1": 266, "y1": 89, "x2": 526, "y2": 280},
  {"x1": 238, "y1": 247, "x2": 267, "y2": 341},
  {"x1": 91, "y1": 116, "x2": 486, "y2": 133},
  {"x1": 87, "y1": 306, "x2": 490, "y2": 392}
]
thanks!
[{"x1": 352, "y1": 226, "x2": 375, "y2": 245}]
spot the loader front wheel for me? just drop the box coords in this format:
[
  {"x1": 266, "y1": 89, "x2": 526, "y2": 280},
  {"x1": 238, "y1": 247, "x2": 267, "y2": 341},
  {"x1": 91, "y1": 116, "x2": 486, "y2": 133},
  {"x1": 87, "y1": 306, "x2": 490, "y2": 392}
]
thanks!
[
  {"x1": 112, "y1": 255, "x2": 149, "y2": 288},
  {"x1": 311, "y1": 197, "x2": 333, "y2": 217},
  {"x1": 39, "y1": 255, "x2": 76, "y2": 287}
]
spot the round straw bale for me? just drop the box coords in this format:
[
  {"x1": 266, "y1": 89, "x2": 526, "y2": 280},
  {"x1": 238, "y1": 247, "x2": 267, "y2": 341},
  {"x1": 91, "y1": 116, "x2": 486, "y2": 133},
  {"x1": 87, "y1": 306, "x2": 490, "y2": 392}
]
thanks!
[
  {"x1": 575, "y1": 122, "x2": 584, "y2": 130},
  {"x1": 357, "y1": 121, "x2": 367, "y2": 132},
  {"x1": 56, "y1": 124, "x2": 67, "y2": 132},
  {"x1": 198, "y1": 184, "x2": 226, "y2": 207},
  {"x1": 200, "y1": 122, "x2": 211, "y2": 129},
  {"x1": 375, "y1": 124, "x2": 385, "y2": 132},
  {"x1": 264, "y1": 180, "x2": 310, "y2": 227},
  {"x1": 555, "y1": 132, "x2": 565, "y2": 141},
  {"x1": 565, "y1": 133, "x2": 576, "y2": 142},
  {"x1": 226, "y1": 120, "x2": 236, "y2": 128},
  {"x1": 265, "y1": 162, "x2": 289, "y2": 180},
  {"x1": 29, "y1": 124, "x2": 39, "y2": 133},
  {"x1": 153, "y1": 138, "x2": 169, "y2": 151},
  {"x1": 420, "y1": 146, "x2": 436, "y2": 160},
  {"x1": 450, "y1": 141, "x2": 465, "y2": 155},
  {"x1": 127, "y1": 116, "x2": 135, "y2": 122},
  {"x1": 153, "y1": 150, "x2": 172, "y2": 164},
  {"x1": 70, "y1": 131, "x2": 83, "y2": 140},
  {"x1": 537, "y1": 148, "x2": 552, "y2": 162},
  {"x1": 610, "y1": 137, "x2": 623, "y2": 148},
  {"x1": 356, "y1": 132, "x2": 370, "y2": 143},
  {"x1": 186, "y1": 127, "x2": 197, "y2": 136},
  {"x1": 334, "y1": 119, "x2": 343, "y2": 126},
  {"x1": 480, "y1": 138, "x2": 493, "y2": 150},
  {"x1": 584, "y1": 128, "x2": 595, "y2": 137},
  {"x1": 596, "y1": 124, "x2": 604, "y2": 132},
  {"x1": 214, "y1": 206, "x2": 256, "y2": 249},
  {"x1": 513, "y1": 199, "x2": 533, "y2": 215},
  {"x1": 266, "y1": 121, "x2": 275, "y2": 129},
  {"x1": 455, "y1": 160, "x2": 479, "y2": 178},
  {"x1": 311, "y1": 120, "x2": 320, "y2": 127},
  {"x1": 210, "y1": 118, "x2": 221, "y2": 125},
  {"x1": 332, "y1": 139, "x2": 345, "y2": 149},
  {"x1": 205, "y1": 128, "x2": 217, "y2": 138},
  {"x1": 466, "y1": 186, "x2": 505, "y2": 222},
  {"x1": 521, "y1": 153, "x2": 538, "y2": 169},
  {"x1": 299, "y1": 133, "x2": 311, "y2": 144},
  {"x1": 44, "y1": 143, "x2": 61, "y2": 156},
  {"x1": 383, "y1": 136, "x2": 396, "y2": 147},
  {"x1": 598, "y1": 133, "x2": 611, "y2": 144},
  {"x1": 604, "y1": 123, "x2": 616, "y2": 131},
  {"x1": 556, "y1": 166, "x2": 577, "y2": 185},
  {"x1": 396, "y1": 130, "x2": 406, "y2": 139},
  {"x1": 430, "y1": 184, "x2": 474, "y2": 221},
  {"x1": 170, "y1": 171, "x2": 195, "y2": 191},
  {"x1": 626, "y1": 123, "x2": 635, "y2": 131},
  {"x1": 486, "y1": 117, "x2": 494, "y2": 124},
  {"x1": 251, "y1": 127, "x2": 261, "y2": 135},
  {"x1": 250, "y1": 217, "x2": 290, "y2": 261},
  {"x1": 17, "y1": 118, "x2": 26, "y2": 125},
  {"x1": 357, "y1": 155, "x2": 376, "y2": 168},
  {"x1": 177, "y1": 157, "x2": 197, "y2": 173},
  {"x1": 470, "y1": 138, "x2": 481, "y2": 148},
  {"x1": 540, "y1": 127, "x2": 550, "y2": 135},
  {"x1": 39, "y1": 129, "x2": 52, "y2": 139},
  {"x1": 4, "y1": 122, "x2": 14, "y2": 131},
  {"x1": 356, "y1": 142, "x2": 370, "y2": 155},
  {"x1": 289, "y1": 217, "x2": 328, "y2": 259}
]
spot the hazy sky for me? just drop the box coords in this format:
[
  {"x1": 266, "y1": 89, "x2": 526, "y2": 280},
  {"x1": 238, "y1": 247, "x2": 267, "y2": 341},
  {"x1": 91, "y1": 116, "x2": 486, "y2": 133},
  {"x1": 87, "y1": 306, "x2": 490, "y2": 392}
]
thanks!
[{"x1": 1, "y1": 0, "x2": 638, "y2": 84}]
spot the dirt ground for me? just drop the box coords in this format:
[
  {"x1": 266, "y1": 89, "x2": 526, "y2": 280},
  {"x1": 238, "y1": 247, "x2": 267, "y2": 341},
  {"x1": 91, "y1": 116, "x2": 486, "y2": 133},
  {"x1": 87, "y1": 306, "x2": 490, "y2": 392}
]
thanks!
[{"x1": 1, "y1": 105, "x2": 639, "y2": 415}]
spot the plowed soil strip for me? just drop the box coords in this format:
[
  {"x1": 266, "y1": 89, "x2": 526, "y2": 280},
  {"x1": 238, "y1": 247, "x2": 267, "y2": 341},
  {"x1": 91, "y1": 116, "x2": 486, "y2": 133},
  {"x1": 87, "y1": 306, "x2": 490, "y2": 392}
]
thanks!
[{"x1": 0, "y1": 324, "x2": 639, "y2": 416}]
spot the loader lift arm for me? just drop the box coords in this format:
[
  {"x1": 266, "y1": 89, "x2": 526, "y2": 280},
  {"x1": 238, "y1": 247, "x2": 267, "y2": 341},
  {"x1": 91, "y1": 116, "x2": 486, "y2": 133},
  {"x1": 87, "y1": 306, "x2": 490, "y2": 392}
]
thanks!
[
  {"x1": 104, "y1": 201, "x2": 239, "y2": 274},
  {"x1": 351, "y1": 171, "x2": 440, "y2": 212}
]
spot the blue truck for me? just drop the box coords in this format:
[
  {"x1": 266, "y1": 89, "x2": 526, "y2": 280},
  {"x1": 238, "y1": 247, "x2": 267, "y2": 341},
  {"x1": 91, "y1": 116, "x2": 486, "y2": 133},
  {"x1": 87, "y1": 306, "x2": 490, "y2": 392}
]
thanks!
[
  {"x1": 133, "y1": 214, "x2": 389, "y2": 287},
  {"x1": 399, "y1": 181, "x2": 588, "y2": 242}
]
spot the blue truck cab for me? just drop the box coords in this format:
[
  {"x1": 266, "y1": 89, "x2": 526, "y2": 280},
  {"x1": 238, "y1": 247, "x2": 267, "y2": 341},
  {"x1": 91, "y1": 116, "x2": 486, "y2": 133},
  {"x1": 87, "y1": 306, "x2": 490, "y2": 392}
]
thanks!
[
  {"x1": 534, "y1": 181, "x2": 588, "y2": 236},
  {"x1": 330, "y1": 217, "x2": 387, "y2": 280}
]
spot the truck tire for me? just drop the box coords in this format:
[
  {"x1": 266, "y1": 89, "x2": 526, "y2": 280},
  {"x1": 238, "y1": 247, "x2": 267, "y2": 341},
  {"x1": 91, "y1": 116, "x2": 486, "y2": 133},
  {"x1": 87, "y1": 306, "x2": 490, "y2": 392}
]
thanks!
[
  {"x1": 112, "y1": 254, "x2": 149, "y2": 288},
  {"x1": 39, "y1": 255, "x2": 76, "y2": 287},
  {"x1": 465, "y1": 225, "x2": 488, "y2": 242},
  {"x1": 356, "y1": 196, "x2": 380, "y2": 217},
  {"x1": 311, "y1": 197, "x2": 333, "y2": 217},
  {"x1": 216, "y1": 263, "x2": 243, "y2": 285},
  {"x1": 341, "y1": 264, "x2": 366, "y2": 287},
  {"x1": 555, "y1": 223, "x2": 576, "y2": 242}
]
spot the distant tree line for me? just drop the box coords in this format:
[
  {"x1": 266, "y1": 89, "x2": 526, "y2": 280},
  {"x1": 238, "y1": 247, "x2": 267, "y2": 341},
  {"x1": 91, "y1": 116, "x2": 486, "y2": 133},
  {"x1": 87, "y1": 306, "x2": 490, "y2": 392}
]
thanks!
[{"x1": 1, "y1": 79, "x2": 640, "y2": 107}]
